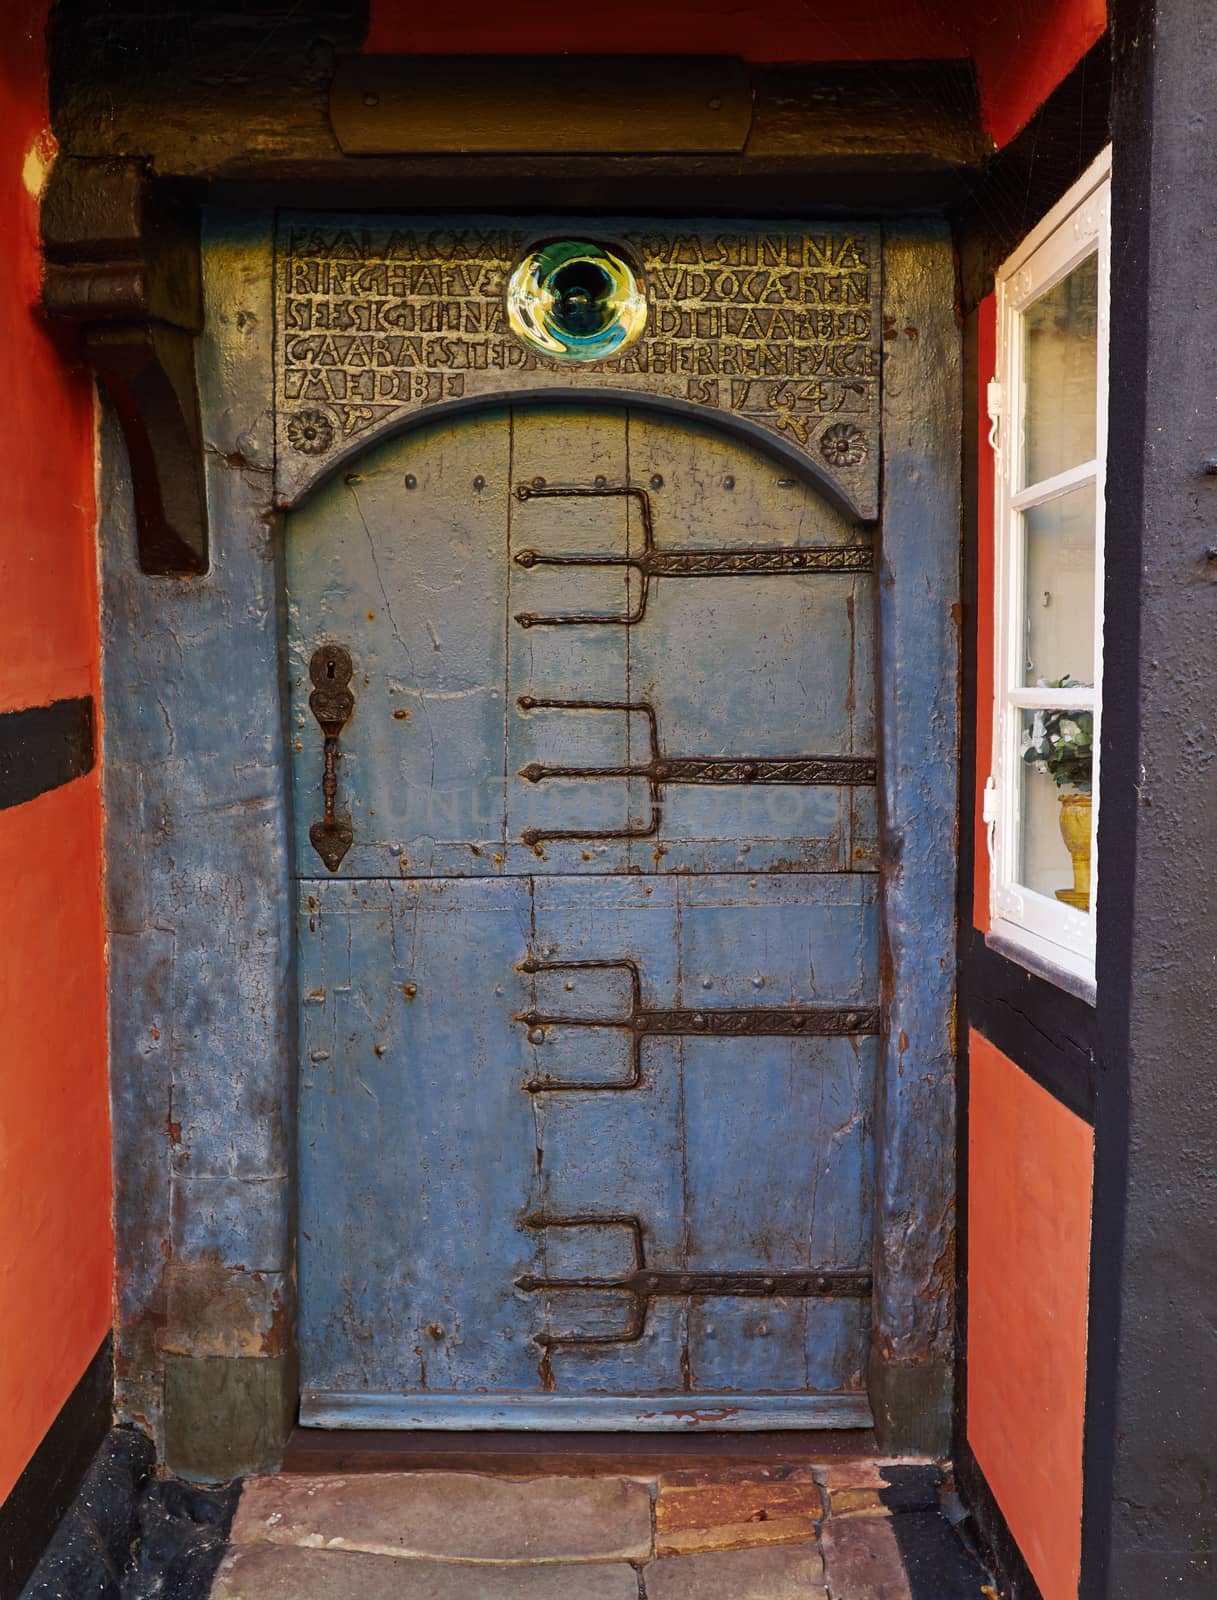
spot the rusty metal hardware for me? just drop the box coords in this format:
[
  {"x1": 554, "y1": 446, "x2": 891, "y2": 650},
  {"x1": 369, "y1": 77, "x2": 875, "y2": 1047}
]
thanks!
[
  {"x1": 517, "y1": 957, "x2": 879, "y2": 1091},
  {"x1": 512, "y1": 483, "x2": 873, "y2": 627},
  {"x1": 516, "y1": 695, "x2": 876, "y2": 848},
  {"x1": 517, "y1": 1214, "x2": 872, "y2": 1350},
  {"x1": 308, "y1": 643, "x2": 355, "y2": 872}
]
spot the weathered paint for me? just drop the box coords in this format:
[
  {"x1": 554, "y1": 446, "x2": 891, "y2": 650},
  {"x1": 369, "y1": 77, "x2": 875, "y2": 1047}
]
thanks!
[
  {"x1": 296, "y1": 875, "x2": 879, "y2": 1425},
  {"x1": 0, "y1": 0, "x2": 111, "y2": 1508},
  {"x1": 968, "y1": 1031, "x2": 1092, "y2": 1600},
  {"x1": 101, "y1": 216, "x2": 296, "y2": 1476},
  {"x1": 289, "y1": 406, "x2": 881, "y2": 1426},
  {"x1": 284, "y1": 407, "x2": 877, "y2": 881},
  {"x1": 870, "y1": 225, "x2": 960, "y2": 1452},
  {"x1": 99, "y1": 214, "x2": 959, "y2": 1468},
  {"x1": 273, "y1": 216, "x2": 883, "y2": 521}
]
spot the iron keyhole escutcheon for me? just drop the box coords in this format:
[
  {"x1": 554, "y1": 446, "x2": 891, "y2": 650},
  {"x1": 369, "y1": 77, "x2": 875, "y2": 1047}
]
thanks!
[{"x1": 308, "y1": 642, "x2": 355, "y2": 872}]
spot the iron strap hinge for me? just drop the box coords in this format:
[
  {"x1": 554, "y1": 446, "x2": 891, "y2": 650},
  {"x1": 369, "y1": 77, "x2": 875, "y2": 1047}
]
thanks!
[
  {"x1": 517, "y1": 958, "x2": 879, "y2": 1092},
  {"x1": 516, "y1": 1268, "x2": 873, "y2": 1300},
  {"x1": 513, "y1": 482, "x2": 872, "y2": 627},
  {"x1": 517, "y1": 1215, "x2": 871, "y2": 1350},
  {"x1": 515, "y1": 696, "x2": 876, "y2": 849},
  {"x1": 517, "y1": 1002, "x2": 881, "y2": 1040}
]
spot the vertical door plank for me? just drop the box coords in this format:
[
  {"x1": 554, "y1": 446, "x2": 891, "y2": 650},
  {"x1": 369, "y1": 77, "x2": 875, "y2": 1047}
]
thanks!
[
  {"x1": 286, "y1": 412, "x2": 512, "y2": 877},
  {"x1": 506, "y1": 409, "x2": 643, "y2": 875}
]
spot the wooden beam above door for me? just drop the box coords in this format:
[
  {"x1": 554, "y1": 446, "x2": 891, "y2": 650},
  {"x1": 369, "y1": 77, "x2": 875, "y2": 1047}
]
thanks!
[
  {"x1": 48, "y1": 11, "x2": 988, "y2": 211},
  {"x1": 329, "y1": 56, "x2": 754, "y2": 155}
]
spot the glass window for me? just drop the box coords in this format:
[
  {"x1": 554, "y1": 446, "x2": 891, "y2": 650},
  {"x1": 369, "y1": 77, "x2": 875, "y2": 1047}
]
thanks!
[
  {"x1": 1021, "y1": 257, "x2": 1099, "y2": 486},
  {"x1": 988, "y1": 149, "x2": 1110, "y2": 993},
  {"x1": 1021, "y1": 484, "x2": 1096, "y2": 689}
]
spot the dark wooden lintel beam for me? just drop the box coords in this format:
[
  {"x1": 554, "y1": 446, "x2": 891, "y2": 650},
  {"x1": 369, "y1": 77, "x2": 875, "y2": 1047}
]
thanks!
[
  {"x1": 49, "y1": 56, "x2": 986, "y2": 202},
  {"x1": 41, "y1": 159, "x2": 208, "y2": 576}
]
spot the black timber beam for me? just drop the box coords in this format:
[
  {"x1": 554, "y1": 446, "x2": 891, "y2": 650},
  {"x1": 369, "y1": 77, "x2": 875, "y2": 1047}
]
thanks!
[
  {"x1": 0, "y1": 696, "x2": 95, "y2": 810},
  {"x1": 1085, "y1": 0, "x2": 1217, "y2": 1593},
  {"x1": 41, "y1": 159, "x2": 208, "y2": 576},
  {"x1": 46, "y1": 0, "x2": 988, "y2": 211}
]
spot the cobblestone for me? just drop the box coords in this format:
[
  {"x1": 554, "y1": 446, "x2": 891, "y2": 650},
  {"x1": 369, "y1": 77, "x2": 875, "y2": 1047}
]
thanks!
[{"x1": 647, "y1": 1542, "x2": 828, "y2": 1598}]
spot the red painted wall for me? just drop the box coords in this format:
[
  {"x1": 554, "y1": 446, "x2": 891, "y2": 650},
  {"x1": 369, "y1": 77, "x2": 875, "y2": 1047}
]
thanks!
[
  {"x1": 365, "y1": 0, "x2": 970, "y2": 62},
  {"x1": 973, "y1": 0, "x2": 1106, "y2": 148},
  {"x1": 968, "y1": 1033, "x2": 1093, "y2": 1600},
  {"x1": 0, "y1": 1, "x2": 111, "y2": 1506}
]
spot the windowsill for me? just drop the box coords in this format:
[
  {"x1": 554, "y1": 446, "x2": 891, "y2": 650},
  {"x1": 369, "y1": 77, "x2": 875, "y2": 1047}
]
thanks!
[{"x1": 985, "y1": 922, "x2": 1097, "y2": 1006}]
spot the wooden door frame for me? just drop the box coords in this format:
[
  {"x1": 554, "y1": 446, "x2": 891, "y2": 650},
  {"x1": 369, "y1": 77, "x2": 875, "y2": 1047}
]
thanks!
[{"x1": 96, "y1": 208, "x2": 958, "y2": 1478}]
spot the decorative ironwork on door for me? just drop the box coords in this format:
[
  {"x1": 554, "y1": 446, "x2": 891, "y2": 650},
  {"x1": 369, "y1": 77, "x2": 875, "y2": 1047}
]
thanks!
[
  {"x1": 518, "y1": 955, "x2": 879, "y2": 1090},
  {"x1": 516, "y1": 694, "x2": 875, "y2": 848},
  {"x1": 512, "y1": 482, "x2": 873, "y2": 627},
  {"x1": 290, "y1": 403, "x2": 880, "y2": 1430},
  {"x1": 517, "y1": 1213, "x2": 873, "y2": 1357}
]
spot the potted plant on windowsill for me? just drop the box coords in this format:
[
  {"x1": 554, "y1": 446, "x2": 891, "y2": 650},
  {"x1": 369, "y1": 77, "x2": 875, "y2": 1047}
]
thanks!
[{"x1": 1022, "y1": 678, "x2": 1093, "y2": 911}]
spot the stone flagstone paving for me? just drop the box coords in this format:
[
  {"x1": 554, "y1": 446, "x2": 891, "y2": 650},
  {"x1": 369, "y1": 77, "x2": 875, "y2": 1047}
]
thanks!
[{"x1": 210, "y1": 1460, "x2": 995, "y2": 1599}]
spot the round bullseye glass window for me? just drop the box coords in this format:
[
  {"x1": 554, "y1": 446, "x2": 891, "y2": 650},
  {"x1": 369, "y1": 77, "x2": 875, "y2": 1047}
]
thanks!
[{"x1": 507, "y1": 239, "x2": 647, "y2": 363}]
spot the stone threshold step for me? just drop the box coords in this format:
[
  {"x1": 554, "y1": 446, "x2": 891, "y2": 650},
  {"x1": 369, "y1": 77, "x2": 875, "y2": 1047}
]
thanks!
[
  {"x1": 214, "y1": 1545, "x2": 642, "y2": 1599},
  {"x1": 282, "y1": 1425, "x2": 879, "y2": 1477},
  {"x1": 231, "y1": 1472, "x2": 654, "y2": 1564}
]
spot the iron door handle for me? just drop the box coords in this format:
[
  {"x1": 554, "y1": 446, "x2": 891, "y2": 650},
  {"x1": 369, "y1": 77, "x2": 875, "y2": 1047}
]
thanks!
[{"x1": 308, "y1": 642, "x2": 355, "y2": 872}]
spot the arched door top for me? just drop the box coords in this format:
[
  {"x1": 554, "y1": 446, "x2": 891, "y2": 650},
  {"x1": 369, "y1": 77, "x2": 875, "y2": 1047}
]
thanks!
[{"x1": 280, "y1": 388, "x2": 871, "y2": 523}]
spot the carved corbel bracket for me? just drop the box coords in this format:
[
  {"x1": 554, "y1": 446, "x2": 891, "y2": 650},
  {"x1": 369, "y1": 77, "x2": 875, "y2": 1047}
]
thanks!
[{"x1": 41, "y1": 158, "x2": 208, "y2": 575}]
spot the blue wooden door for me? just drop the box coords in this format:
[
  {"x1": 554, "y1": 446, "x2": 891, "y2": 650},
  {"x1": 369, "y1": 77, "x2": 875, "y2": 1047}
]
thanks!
[{"x1": 289, "y1": 405, "x2": 880, "y2": 1429}]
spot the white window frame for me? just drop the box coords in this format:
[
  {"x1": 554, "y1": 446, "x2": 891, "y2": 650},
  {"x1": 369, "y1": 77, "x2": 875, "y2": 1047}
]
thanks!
[{"x1": 987, "y1": 147, "x2": 1111, "y2": 999}]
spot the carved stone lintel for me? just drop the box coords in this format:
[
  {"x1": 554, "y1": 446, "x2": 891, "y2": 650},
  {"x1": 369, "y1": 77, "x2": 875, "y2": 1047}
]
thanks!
[
  {"x1": 41, "y1": 158, "x2": 207, "y2": 575},
  {"x1": 274, "y1": 212, "x2": 883, "y2": 517}
]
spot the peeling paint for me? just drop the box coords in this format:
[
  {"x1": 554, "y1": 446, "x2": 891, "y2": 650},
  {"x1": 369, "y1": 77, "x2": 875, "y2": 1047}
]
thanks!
[
  {"x1": 98, "y1": 211, "x2": 957, "y2": 1466},
  {"x1": 100, "y1": 215, "x2": 294, "y2": 1471}
]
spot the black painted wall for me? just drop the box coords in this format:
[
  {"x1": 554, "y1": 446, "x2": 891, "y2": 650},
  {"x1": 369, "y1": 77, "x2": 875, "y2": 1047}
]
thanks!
[
  {"x1": 1086, "y1": 0, "x2": 1217, "y2": 1591},
  {"x1": 0, "y1": 1339, "x2": 111, "y2": 1600}
]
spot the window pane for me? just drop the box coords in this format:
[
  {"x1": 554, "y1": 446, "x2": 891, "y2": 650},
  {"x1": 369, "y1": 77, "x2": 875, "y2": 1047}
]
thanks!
[
  {"x1": 1018, "y1": 708, "x2": 1094, "y2": 913},
  {"x1": 1021, "y1": 482, "x2": 1096, "y2": 689},
  {"x1": 1021, "y1": 254, "x2": 1098, "y2": 486}
]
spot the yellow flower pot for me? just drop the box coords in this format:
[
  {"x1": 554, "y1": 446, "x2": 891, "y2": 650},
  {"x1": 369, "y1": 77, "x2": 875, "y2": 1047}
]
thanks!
[{"x1": 1056, "y1": 792, "x2": 1092, "y2": 911}]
